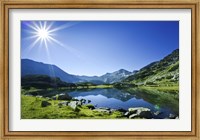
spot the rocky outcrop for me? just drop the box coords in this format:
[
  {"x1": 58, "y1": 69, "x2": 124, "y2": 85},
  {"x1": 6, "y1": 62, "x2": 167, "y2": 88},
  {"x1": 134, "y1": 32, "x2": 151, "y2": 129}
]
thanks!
[
  {"x1": 125, "y1": 107, "x2": 153, "y2": 119},
  {"x1": 68, "y1": 101, "x2": 82, "y2": 109},
  {"x1": 58, "y1": 101, "x2": 70, "y2": 107},
  {"x1": 41, "y1": 101, "x2": 51, "y2": 107},
  {"x1": 93, "y1": 108, "x2": 111, "y2": 114},
  {"x1": 57, "y1": 93, "x2": 72, "y2": 100}
]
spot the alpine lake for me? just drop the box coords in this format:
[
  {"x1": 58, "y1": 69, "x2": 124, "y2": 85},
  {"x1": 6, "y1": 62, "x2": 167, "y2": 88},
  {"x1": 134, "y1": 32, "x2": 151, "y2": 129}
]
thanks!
[{"x1": 26, "y1": 87, "x2": 179, "y2": 119}]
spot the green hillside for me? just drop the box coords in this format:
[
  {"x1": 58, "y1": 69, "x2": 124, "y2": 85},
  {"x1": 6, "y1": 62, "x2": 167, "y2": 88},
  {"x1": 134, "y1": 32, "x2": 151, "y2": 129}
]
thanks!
[{"x1": 124, "y1": 49, "x2": 179, "y2": 87}]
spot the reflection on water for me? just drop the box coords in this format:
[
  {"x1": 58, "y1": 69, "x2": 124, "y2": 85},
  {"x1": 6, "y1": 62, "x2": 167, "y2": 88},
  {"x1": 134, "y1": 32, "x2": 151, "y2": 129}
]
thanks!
[
  {"x1": 36, "y1": 88, "x2": 178, "y2": 118},
  {"x1": 67, "y1": 88, "x2": 179, "y2": 118}
]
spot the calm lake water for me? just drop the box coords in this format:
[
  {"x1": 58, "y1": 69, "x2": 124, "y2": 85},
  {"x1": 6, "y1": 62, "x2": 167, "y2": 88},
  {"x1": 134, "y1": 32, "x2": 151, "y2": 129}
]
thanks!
[
  {"x1": 37, "y1": 87, "x2": 178, "y2": 118},
  {"x1": 67, "y1": 88, "x2": 179, "y2": 118}
]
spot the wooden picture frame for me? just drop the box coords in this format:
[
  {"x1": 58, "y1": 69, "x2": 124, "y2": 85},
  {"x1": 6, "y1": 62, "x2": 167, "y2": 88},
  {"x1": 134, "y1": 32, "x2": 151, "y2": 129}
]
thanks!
[{"x1": 0, "y1": 0, "x2": 199, "y2": 139}]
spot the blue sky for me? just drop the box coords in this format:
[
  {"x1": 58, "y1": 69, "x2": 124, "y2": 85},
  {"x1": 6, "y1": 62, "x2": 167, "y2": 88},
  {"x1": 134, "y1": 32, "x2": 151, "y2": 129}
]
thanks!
[{"x1": 21, "y1": 21, "x2": 179, "y2": 76}]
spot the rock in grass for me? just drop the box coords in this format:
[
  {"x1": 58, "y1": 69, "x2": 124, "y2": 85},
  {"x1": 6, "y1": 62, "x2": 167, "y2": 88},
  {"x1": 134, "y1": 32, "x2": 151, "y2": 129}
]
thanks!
[
  {"x1": 68, "y1": 101, "x2": 82, "y2": 109},
  {"x1": 124, "y1": 112, "x2": 130, "y2": 117},
  {"x1": 85, "y1": 104, "x2": 95, "y2": 110},
  {"x1": 36, "y1": 95, "x2": 43, "y2": 98},
  {"x1": 128, "y1": 107, "x2": 150, "y2": 114},
  {"x1": 57, "y1": 93, "x2": 72, "y2": 100},
  {"x1": 41, "y1": 101, "x2": 51, "y2": 107},
  {"x1": 58, "y1": 101, "x2": 70, "y2": 107},
  {"x1": 128, "y1": 107, "x2": 153, "y2": 119},
  {"x1": 93, "y1": 108, "x2": 111, "y2": 114},
  {"x1": 80, "y1": 99, "x2": 86, "y2": 104},
  {"x1": 51, "y1": 96, "x2": 57, "y2": 100}
]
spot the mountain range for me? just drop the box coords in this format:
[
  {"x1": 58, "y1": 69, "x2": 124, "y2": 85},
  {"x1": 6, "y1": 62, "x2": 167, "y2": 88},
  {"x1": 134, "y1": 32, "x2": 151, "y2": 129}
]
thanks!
[
  {"x1": 21, "y1": 59, "x2": 134, "y2": 84},
  {"x1": 21, "y1": 49, "x2": 179, "y2": 85},
  {"x1": 124, "y1": 49, "x2": 179, "y2": 86}
]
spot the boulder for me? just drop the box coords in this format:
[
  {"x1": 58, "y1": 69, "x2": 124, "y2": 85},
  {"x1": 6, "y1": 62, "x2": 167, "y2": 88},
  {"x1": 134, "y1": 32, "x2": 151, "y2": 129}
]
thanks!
[
  {"x1": 154, "y1": 111, "x2": 162, "y2": 116},
  {"x1": 110, "y1": 109, "x2": 117, "y2": 112},
  {"x1": 41, "y1": 101, "x2": 51, "y2": 107},
  {"x1": 85, "y1": 104, "x2": 95, "y2": 110},
  {"x1": 169, "y1": 114, "x2": 176, "y2": 119},
  {"x1": 68, "y1": 101, "x2": 82, "y2": 109},
  {"x1": 36, "y1": 95, "x2": 43, "y2": 98},
  {"x1": 128, "y1": 107, "x2": 150, "y2": 114},
  {"x1": 46, "y1": 97, "x2": 52, "y2": 101},
  {"x1": 93, "y1": 108, "x2": 111, "y2": 114},
  {"x1": 88, "y1": 100, "x2": 91, "y2": 103},
  {"x1": 139, "y1": 110, "x2": 153, "y2": 119},
  {"x1": 57, "y1": 93, "x2": 72, "y2": 100},
  {"x1": 129, "y1": 113, "x2": 138, "y2": 119},
  {"x1": 51, "y1": 96, "x2": 57, "y2": 100},
  {"x1": 124, "y1": 112, "x2": 130, "y2": 117},
  {"x1": 128, "y1": 107, "x2": 153, "y2": 119},
  {"x1": 80, "y1": 99, "x2": 86, "y2": 104},
  {"x1": 58, "y1": 101, "x2": 70, "y2": 107}
]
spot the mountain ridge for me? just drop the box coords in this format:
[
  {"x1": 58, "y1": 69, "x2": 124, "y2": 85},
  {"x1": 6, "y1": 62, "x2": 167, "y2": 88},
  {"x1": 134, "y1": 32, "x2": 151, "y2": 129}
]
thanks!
[
  {"x1": 21, "y1": 59, "x2": 133, "y2": 84},
  {"x1": 124, "y1": 49, "x2": 179, "y2": 86}
]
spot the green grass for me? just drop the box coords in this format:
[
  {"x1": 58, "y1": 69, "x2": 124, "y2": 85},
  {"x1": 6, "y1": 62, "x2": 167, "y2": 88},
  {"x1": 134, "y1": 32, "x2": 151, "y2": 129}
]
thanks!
[
  {"x1": 139, "y1": 85, "x2": 179, "y2": 93},
  {"x1": 21, "y1": 95, "x2": 124, "y2": 119}
]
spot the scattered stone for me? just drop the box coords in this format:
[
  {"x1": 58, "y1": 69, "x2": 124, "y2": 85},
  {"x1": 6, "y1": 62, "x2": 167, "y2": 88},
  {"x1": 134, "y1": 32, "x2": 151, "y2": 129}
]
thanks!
[
  {"x1": 110, "y1": 109, "x2": 117, "y2": 112},
  {"x1": 25, "y1": 94, "x2": 33, "y2": 97},
  {"x1": 128, "y1": 107, "x2": 150, "y2": 114},
  {"x1": 124, "y1": 112, "x2": 130, "y2": 117},
  {"x1": 80, "y1": 99, "x2": 86, "y2": 104},
  {"x1": 71, "y1": 98, "x2": 79, "y2": 101},
  {"x1": 41, "y1": 101, "x2": 51, "y2": 107},
  {"x1": 68, "y1": 101, "x2": 82, "y2": 109},
  {"x1": 46, "y1": 97, "x2": 52, "y2": 101},
  {"x1": 154, "y1": 111, "x2": 162, "y2": 116},
  {"x1": 36, "y1": 95, "x2": 43, "y2": 98},
  {"x1": 93, "y1": 108, "x2": 111, "y2": 114},
  {"x1": 52, "y1": 96, "x2": 57, "y2": 100},
  {"x1": 58, "y1": 101, "x2": 70, "y2": 107},
  {"x1": 88, "y1": 100, "x2": 91, "y2": 103},
  {"x1": 129, "y1": 113, "x2": 138, "y2": 119},
  {"x1": 169, "y1": 114, "x2": 176, "y2": 119},
  {"x1": 57, "y1": 93, "x2": 72, "y2": 100},
  {"x1": 127, "y1": 107, "x2": 153, "y2": 119},
  {"x1": 139, "y1": 110, "x2": 153, "y2": 119},
  {"x1": 85, "y1": 104, "x2": 95, "y2": 110}
]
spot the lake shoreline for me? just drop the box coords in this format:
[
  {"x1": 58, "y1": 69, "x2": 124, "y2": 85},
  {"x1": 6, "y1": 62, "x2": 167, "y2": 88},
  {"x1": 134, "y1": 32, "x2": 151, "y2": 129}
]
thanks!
[{"x1": 21, "y1": 86, "x2": 179, "y2": 119}]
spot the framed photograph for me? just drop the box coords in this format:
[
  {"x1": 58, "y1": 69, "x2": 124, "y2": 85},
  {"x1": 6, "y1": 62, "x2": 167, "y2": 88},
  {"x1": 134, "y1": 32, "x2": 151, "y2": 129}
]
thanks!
[{"x1": 0, "y1": 0, "x2": 199, "y2": 139}]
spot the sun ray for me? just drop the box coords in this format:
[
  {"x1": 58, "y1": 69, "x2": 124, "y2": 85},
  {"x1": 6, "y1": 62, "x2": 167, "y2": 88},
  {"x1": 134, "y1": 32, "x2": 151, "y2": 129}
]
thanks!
[
  {"x1": 48, "y1": 22, "x2": 79, "y2": 33},
  {"x1": 23, "y1": 21, "x2": 83, "y2": 61}
]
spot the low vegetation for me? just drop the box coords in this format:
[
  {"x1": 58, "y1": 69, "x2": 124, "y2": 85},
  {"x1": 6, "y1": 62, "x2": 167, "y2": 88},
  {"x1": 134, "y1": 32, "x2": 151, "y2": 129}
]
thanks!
[{"x1": 21, "y1": 95, "x2": 124, "y2": 119}]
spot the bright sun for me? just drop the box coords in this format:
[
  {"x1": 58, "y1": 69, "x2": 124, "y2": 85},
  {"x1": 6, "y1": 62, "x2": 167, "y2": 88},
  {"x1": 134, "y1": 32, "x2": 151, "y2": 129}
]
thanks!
[
  {"x1": 37, "y1": 28, "x2": 50, "y2": 40},
  {"x1": 25, "y1": 21, "x2": 79, "y2": 50},
  {"x1": 25, "y1": 21, "x2": 58, "y2": 48}
]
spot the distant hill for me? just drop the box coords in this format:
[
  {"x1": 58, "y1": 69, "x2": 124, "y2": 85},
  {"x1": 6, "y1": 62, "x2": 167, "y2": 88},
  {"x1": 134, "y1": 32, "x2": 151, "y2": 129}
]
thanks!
[
  {"x1": 21, "y1": 75, "x2": 76, "y2": 89},
  {"x1": 124, "y1": 49, "x2": 179, "y2": 86},
  {"x1": 78, "y1": 69, "x2": 134, "y2": 84},
  {"x1": 21, "y1": 59, "x2": 82, "y2": 83},
  {"x1": 21, "y1": 59, "x2": 134, "y2": 84}
]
